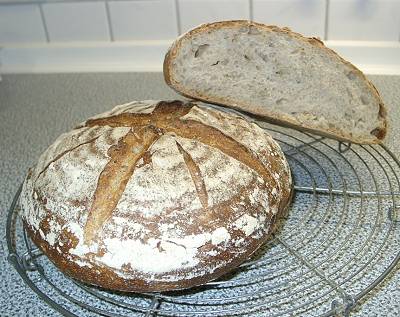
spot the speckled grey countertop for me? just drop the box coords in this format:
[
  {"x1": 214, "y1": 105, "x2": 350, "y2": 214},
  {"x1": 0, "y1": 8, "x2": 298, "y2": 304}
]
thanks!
[{"x1": 1, "y1": 73, "x2": 399, "y2": 316}]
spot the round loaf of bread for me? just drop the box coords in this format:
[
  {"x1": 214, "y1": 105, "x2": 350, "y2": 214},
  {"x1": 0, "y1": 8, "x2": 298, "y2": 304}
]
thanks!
[{"x1": 20, "y1": 100, "x2": 292, "y2": 292}]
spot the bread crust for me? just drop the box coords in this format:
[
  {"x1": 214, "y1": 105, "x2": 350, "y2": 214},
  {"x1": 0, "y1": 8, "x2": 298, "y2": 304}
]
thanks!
[
  {"x1": 21, "y1": 100, "x2": 292, "y2": 292},
  {"x1": 164, "y1": 20, "x2": 387, "y2": 144}
]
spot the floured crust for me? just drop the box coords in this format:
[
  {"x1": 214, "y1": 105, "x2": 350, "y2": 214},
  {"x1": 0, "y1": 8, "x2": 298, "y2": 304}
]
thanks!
[
  {"x1": 21, "y1": 100, "x2": 292, "y2": 292},
  {"x1": 164, "y1": 20, "x2": 387, "y2": 144}
]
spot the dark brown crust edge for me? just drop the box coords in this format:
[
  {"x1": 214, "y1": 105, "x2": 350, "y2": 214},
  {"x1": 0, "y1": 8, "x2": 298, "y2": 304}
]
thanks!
[
  {"x1": 163, "y1": 20, "x2": 388, "y2": 145},
  {"x1": 23, "y1": 185, "x2": 291, "y2": 294}
]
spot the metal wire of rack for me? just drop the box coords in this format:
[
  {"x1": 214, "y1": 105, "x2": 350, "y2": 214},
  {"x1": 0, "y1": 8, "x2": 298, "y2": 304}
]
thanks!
[{"x1": 6, "y1": 124, "x2": 400, "y2": 317}]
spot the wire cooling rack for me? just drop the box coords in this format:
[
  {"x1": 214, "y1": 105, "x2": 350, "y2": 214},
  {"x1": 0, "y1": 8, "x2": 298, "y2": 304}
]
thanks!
[{"x1": 6, "y1": 124, "x2": 400, "y2": 317}]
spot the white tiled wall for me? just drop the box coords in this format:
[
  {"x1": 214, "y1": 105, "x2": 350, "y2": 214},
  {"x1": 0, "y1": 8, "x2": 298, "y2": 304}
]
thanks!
[
  {"x1": 0, "y1": 0, "x2": 399, "y2": 44},
  {"x1": 42, "y1": 2, "x2": 110, "y2": 42},
  {"x1": 178, "y1": 0, "x2": 249, "y2": 33},
  {"x1": 0, "y1": 4, "x2": 46, "y2": 43},
  {"x1": 0, "y1": 0, "x2": 399, "y2": 74},
  {"x1": 253, "y1": 0, "x2": 326, "y2": 38},
  {"x1": 108, "y1": 0, "x2": 178, "y2": 40},
  {"x1": 328, "y1": 0, "x2": 400, "y2": 41}
]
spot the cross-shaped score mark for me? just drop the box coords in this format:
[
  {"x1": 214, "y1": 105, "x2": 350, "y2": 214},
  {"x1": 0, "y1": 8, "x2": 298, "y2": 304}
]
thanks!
[{"x1": 38, "y1": 101, "x2": 281, "y2": 245}]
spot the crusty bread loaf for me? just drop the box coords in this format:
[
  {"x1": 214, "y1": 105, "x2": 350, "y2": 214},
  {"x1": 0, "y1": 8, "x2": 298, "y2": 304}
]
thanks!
[
  {"x1": 21, "y1": 100, "x2": 292, "y2": 292},
  {"x1": 164, "y1": 20, "x2": 387, "y2": 144}
]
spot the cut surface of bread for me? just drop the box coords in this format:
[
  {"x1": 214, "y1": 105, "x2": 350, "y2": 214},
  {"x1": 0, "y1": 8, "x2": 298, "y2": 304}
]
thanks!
[{"x1": 164, "y1": 20, "x2": 387, "y2": 144}]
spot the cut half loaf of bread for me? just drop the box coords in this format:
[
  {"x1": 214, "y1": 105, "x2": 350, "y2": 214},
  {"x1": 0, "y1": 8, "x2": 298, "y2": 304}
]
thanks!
[{"x1": 164, "y1": 20, "x2": 387, "y2": 144}]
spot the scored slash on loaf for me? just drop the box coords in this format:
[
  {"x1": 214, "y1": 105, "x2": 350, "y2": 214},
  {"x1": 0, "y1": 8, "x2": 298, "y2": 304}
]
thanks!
[{"x1": 21, "y1": 100, "x2": 292, "y2": 292}]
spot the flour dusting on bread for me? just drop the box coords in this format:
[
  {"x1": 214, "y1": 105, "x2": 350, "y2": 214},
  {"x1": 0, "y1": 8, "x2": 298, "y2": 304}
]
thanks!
[{"x1": 21, "y1": 100, "x2": 292, "y2": 291}]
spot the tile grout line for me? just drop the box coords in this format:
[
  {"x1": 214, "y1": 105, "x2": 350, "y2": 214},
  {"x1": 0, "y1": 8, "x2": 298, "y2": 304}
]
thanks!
[
  {"x1": 324, "y1": 0, "x2": 330, "y2": 41},
  {"x1": 249, "y1": 0, "x2": 254, "y2": 21},
  {"x1": 105, "y1": 1, "x2": 114, "y2": 42},
  {"x1": 175, "y1": 0, "x2": 182, "y2": 35},
  {"x1": 38, "y1": 3, "x2": 50, "y2": 43}
]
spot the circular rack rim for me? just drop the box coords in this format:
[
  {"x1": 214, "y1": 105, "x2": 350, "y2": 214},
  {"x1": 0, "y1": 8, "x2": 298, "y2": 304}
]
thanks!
[{"x1": 6, "y1": 128, "x2": 400, "y2": 317}]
